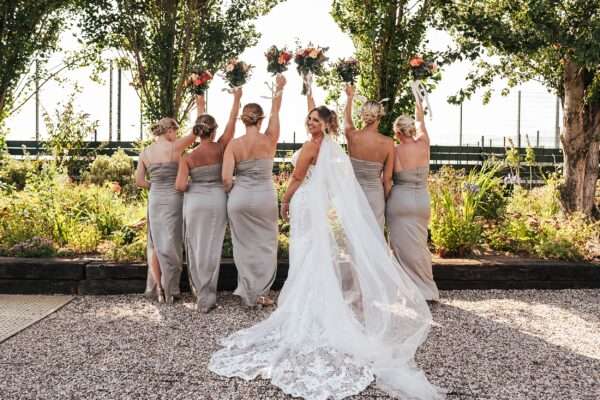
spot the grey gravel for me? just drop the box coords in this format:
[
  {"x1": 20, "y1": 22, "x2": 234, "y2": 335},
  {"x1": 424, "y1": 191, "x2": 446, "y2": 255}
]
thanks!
[{"x1": 0, "y1": 290, "x2": 599, "y2": 400}]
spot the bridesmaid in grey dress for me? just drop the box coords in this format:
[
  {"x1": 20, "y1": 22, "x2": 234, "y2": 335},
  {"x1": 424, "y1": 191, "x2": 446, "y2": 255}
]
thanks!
[
  {"x1": 175, "y1": 89, "x2": 241, "y2": 312},
  {"x1": 135, "y1": 118, "x2": 196, "y2": 304},
  {"x1": 222, "y1": 74, "x2": 286, "y2": 308},
  {"x1": 340, "y1": 84, "x2": 395, "y2": 232},
  {"x1": 386, "y1": 101, "x2": 439, "y2": 301}
]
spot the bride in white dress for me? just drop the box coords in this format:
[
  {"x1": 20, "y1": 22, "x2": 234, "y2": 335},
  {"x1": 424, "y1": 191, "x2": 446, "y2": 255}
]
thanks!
[{"x1": 209, "y1": 104, "x2": 444, "y2": 400}]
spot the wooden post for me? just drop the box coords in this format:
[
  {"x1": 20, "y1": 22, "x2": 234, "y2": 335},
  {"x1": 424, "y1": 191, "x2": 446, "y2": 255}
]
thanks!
[
  {"x1": 536, "y1": 130, "x2": 540, "y2": 147},
  {"x1": 459, "y1": 102, "x2": 463, "y2": 146},
  {"x1": 109, "y1": 61, "x2": 113, "y2": 143},
  {"x1": 517, "y1": 90, "x2": 522, "y2": 148},
  {"x1": 35, "y1": 60, "x2": 40, "y2": 142},
  {"x1": 117, "y1": 67, "x2": 122, "y2": 142}
]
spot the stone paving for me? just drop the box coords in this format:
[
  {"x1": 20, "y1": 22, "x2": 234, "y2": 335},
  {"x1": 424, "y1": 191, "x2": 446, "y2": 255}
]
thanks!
[{"x1": 0, "y1": 290, "x2": 598, "y2": 399}]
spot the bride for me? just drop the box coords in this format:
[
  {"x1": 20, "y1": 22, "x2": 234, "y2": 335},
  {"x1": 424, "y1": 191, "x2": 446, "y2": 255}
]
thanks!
[{"x1": 209, "y1": 102, "x2": 444, "y2": 399}]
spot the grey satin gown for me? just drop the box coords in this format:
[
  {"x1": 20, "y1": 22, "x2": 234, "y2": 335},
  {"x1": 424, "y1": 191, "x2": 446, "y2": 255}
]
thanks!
[
  {"x1": 386, "y1": 166, "x2": 439, "y2": 300},
  {"x1": 350, "y1": 157, "x2": 385, "y2": 231},
  {"x1": 145, "y1": 162, "x2": 184, "y2": 299},
  {"x1": 227, "y1": 159, "x2": 278, "y2": 307},
  {"x1": 183, "y1": 164, "x2": 227, "y2": 311}
]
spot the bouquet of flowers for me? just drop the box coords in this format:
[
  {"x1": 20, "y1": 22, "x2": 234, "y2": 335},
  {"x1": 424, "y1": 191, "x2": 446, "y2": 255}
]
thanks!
[
  {"x1": 409, "y1": 56, "x2": 438, "y2": 80},
  {"x1": 186, "y1": 69, "x2": 213, "y2": 95},
  {"x1": 265, "y1": 45, "x2": 292, "y2": 75},
  {"x1": 335, "y1": 57, "x2": 360, "y2": 84},
  {"x1": 294, "y1": 45, "x2": 328, "y2": 95},
  {"x1": 408, "y1": 55, "x2": 438, "y2": 118},
  {"x1": 223, "y1": 58, "x2": 253, "y2": 89}
]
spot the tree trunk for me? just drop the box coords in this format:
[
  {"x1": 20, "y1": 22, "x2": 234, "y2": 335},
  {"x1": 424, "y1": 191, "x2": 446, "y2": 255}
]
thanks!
[{"x1": 559, "y1": 59, "x2": 600, "y2": 217}]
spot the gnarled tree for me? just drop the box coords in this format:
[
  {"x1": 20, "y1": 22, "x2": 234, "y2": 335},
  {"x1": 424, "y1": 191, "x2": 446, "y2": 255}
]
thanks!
[
  {"x1": 436, "y1": 0, "x2": 600, "y2": 217},
  {"x1": 79, "y1": 0, "x2": 281, "y2": 124}
]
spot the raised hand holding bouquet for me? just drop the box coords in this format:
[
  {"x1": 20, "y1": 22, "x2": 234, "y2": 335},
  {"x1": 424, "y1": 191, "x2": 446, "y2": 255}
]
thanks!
[
  {"x1": 223, "y1": 58, "x2": 253, "y2": 92},
  {"x1": 409, "y1": 55, "x2": 438, "y2": 118},
  {"x1": 335, "y1": 57, "x2": 359, "y2": 85},
  {"x1": 294, "y1": 44, "x2": 328, "y2": 95},
  {"x1": 186, "y1": 69, "x2": 213, "y2": 95}
]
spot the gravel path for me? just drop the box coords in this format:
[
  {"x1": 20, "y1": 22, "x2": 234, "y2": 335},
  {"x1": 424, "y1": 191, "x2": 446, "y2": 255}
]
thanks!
[{"x1": 1, "y1": 290, "x2": 598, "y2": 400}]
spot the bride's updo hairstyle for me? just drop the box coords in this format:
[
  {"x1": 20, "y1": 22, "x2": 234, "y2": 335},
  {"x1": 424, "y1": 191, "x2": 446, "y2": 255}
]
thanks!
[
  {"x1": 393, "y1": 115, "x2": 417, "y2": 138},
  {"x1": 308, "y1": 106, "x2": 339, "y2": 135},
  {"x1": 360, "y1": 101, "x2": 385, "y2": 126},
  {"x1": 241, "y1": 103, "x2": 265, "y2": 127},
  {"x1": 151, "y1": 117, "x2": 179, "y2": 136},
  {"x1": 193, "y1": 114, "x2": 218, "y2": 139}
]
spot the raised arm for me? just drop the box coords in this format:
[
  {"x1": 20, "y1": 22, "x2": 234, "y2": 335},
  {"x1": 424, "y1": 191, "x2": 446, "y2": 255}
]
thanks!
[
  {"x1": 175, "y1": 155, "x2": 190, "y2": 192},
  {"x1": 221, "y1": 142, "x2": 236, "y2": 192},
  {"x1": 196, "y1": 93, "x2": 206, "y2": 115},
  {"x1": 135, "y1": 151, "x2": 150, "y2": 189},
  {"x1": 265, "y1": 74, "x2": 287, "y2": 144},
  {"x1": 173, "y1": 130, "x2": 196, "y2": 153},
  {"x1": 344, "y1": 84, "x2": 357, "y2": 139},
  {"x1": 414, "y1": 100, "x2": 430, "y2": 144},
  {"x1": 218, "y1": 88, "x2": 242, "y2": 149},
  {"x1": 306, "y1": 89, "x2": 315, "y2": 112},
  {"x1": 382, "y1": 140, "x2": 395, "y2": 199},
  {"x1": 280, "y1": 142, "x2": 317, "y2": 220}
]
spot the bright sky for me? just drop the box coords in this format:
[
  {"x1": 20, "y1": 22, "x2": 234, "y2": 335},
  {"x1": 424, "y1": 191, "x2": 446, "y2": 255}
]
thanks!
[{"x1": 5, "y1": 0, "x2": 561, "y2": 147}]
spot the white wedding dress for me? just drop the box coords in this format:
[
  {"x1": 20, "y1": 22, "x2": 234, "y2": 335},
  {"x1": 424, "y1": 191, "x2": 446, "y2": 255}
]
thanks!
[{"x1": 209, "y1": 135, "x2": 444, "y2": 400}]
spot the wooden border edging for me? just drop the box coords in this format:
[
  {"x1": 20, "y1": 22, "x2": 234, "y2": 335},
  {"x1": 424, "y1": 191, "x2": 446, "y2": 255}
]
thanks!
[{"x1": 0, "y1": 257, "x2": 598, "y2": 295}]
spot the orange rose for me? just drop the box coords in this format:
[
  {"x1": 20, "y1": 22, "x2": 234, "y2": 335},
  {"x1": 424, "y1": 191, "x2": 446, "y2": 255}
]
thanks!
[{"x1": 409, "y1": 56, "x2": 424, "y2": 67}]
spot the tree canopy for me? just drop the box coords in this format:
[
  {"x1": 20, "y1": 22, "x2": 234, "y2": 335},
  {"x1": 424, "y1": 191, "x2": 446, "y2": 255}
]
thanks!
[
  {"x1": 330, "y1": 0, "x2": 439, "y2": 132},
  {"x1": 78, "y1": 0, "x2": 282, "y2": 124},
  {"x1": 436, "y1": 0, "x2": 600, "y2": 216}
]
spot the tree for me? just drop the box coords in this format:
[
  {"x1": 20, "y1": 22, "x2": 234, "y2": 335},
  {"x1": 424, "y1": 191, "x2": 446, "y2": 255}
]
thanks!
[
  {"x1": 79, "y1": 0, "x2": 281, "y2": 124},
  {"x1": 0, "y1": 0, "x2": 75, "y2": 125},
  {"x1": 330, "y1": 0, "x2": 439, "y2": 132},
  {"x1": 436, "y1": 0, "x2": 600, "y2": 217}
]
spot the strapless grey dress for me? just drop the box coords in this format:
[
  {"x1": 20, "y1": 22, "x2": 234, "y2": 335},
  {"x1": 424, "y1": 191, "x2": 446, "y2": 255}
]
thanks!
[
  {"x1": 144, "y1": 162, "x2": 184, "y2": 299},
  {"x1": 385, "y1": 166, "x2": 439, "y2": 300},
  {"x1": 227, "y1": 159, "x2": 278, "y2": 306},
  {"x1": 350, "y1": 157, "x2": 385, "y2": 231},
  {"x1": 182, "y1": 164, "x2": 228, "y2": 311}
]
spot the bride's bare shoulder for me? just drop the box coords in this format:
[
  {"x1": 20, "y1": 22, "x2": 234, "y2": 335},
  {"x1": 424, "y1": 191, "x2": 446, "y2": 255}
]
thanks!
[{"x1": 301, "y1": 140, "x2": 319, "y2": 153}]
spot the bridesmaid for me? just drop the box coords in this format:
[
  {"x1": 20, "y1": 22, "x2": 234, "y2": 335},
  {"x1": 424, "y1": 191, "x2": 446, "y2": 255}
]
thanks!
[
  {"x1": 386, "y1": 100, "x2": 439, "y2": 301},
  {"x1": 340, "y1": 84, "x2": 394, "y2": 231},
  {"x1": 222, "y1": 74, "x2": 286, "y2": 308},
  {"x1": 135, "y1": 117, "x2": 196, "y2": 303},
  {"x1": 175, "y1": 89, "x2": 242, "y2": 312}
]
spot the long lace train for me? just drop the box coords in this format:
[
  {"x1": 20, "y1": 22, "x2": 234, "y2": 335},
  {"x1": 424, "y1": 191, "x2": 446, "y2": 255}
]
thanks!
[{"x1": 209, "y1": 136, "x2": 445, "y2": 400}]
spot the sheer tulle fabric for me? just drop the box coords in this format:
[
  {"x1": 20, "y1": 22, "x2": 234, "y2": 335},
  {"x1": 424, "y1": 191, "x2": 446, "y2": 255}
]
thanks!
[{"x1": 209, "y1": 136, "x2": 444, "y2": 400}]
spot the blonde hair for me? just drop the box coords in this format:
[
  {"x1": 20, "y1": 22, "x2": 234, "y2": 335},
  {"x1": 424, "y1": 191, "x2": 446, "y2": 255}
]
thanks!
[
  {"x1": 194, "y1": 114, "x2": 217, "y2": 139},
  {"x1": 360, "y1": 101, "x2": 385, "y2": 125},
  {"x1": 241, "y1": 103, "x2": 265, "y2": 126},
  {"x1": 151, "y1": 117, "x2": 179, "y2": 136},
  {"x1": 393, "y1": 115, "x2": 416, "y2": 137}
]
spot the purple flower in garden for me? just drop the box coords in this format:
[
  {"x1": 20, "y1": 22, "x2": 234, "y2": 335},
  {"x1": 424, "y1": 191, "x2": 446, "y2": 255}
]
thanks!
[{"x1": 463, "y1": 182, "x2": 480, "y2": 194}]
